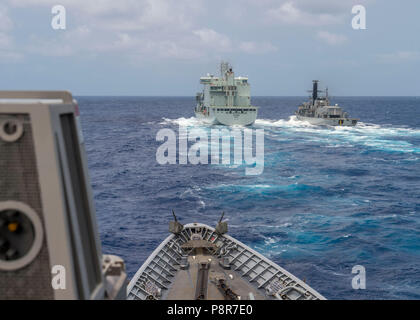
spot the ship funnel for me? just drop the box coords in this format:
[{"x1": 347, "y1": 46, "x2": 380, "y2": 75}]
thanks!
[{"x1": 312, "y1": 80, "x2": 319, "y2": 102}]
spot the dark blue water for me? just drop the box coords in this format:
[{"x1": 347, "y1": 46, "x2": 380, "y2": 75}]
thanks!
[{"x1": 79, "y1": 96, "x2": 420, "y2": 299}]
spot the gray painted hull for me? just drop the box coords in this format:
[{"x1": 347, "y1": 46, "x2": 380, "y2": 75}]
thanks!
[
  {"x1": 296, "y1": 115, "x2": 358, "y2": 126},
  {"x1": 195, "y1": 107, "x2": 257, "y2": 126}
]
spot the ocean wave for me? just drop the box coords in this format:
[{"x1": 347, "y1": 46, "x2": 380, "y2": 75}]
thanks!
[
  {"x1": 256, "y1": 116, "x2": 420, "y2": 136},
  {"x1": 206, "y1": 183, "x2": 324, "y2": 196},
  {"x1": 160, "y1": 116, "x2": 206, "y2": 127},
  {"x1": 255, "y1": 116, "x2": 420, "y2": 154},
  {"x1": 159, "y1": 116, "x2": 419, "y2": 154}
]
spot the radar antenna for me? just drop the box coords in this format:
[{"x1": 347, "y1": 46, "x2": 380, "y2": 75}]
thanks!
[{"x1": 220, "y1": 61, "x2": 230, "y2": 78}]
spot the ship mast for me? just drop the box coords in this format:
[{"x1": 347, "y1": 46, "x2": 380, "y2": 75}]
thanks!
[
  {"x1": 220, "y1": 61, "x2": 230, "y2": 79},
  {"x1": 325, "y1": 87, "x2": 329, "y2": 105},
  {"x1": 220, "y1": 61, "x2": 235, "y2": 107}
]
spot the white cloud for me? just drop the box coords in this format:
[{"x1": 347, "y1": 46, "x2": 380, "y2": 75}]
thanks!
[
  {"x1": 239, "y1": 41, "x2": 277, "y2": 54},
  {"x1": 7, "y1": 0, "x2": 201, "y2": 32},
  {"x1": 316, "y1": 31, "x2": 347, "y2": 45},
  {"x1": 267, "y1": 1, "x2": 343, "y2": 26},
  {"x1": 377, "y1": 51, "x2": 420, "y2": 63},
  {"x1": 0, "y1": 32, "x2": 12, "y2": 48},
  {"x1": 0, "y1": 4, "x2": 22, "y2": 62},
  {"x1": 265, "y1": 0, "x2": 372, "y2": 27},
  {"x1": 1, "y1": 0, "x2": 369, "y2": 62},
  {"x1": 0, "y1": 51, "x2": 23, "y2": 61},
  {"x1": 193, "y1": 28, "x2": 232, "y2": 52},
  {"x1": 4, "y1": 0, "x2": 239, "y2": 61},
  {"x1": 0, "y1": 5, "x2": 13, "y2": 31},
  {"x1": 4, "y1": 1, "x2": 283, "y2": 61},
  {"x1": 25, "y1": 26, "x2": 92, "y2": 57}
]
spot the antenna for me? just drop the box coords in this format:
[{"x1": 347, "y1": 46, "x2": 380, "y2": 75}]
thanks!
[
  {"x1": 219, "y1": 211, "x2": 225, "y2": 223},
  {"x1": 220, "y1": 61, "x2": 230, "y2": 78},
  {"x1": 172, "y1": 209, "x2": 177, "y2": 222}
]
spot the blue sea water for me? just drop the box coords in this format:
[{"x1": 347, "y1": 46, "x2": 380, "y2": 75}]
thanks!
[{"x1": 78, "y1": 96, "x2": 420, "y2": 299}]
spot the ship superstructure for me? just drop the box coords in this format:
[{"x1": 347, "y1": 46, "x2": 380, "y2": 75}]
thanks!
[
  {"x1": 195, "y1": 62, "x2": 258, "y2": 126},
  {"x1": 295, "y1": 80, "x2": 358, "y2": 126}
]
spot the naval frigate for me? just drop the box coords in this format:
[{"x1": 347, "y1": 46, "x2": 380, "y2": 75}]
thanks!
[
  {"x1": 127, "y1": 212, "x2": 325, "y2": 300},
  {"x1": 295, "y1": 80, "x2": 358, "y2": 126},
  {"x1": 194, "y1": 62, "x2": 258, "y2": 126}
]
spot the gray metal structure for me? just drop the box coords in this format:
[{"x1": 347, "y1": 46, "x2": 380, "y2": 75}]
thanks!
[
  {"x1": 0, "y1": 91, "x2": 127, "y2": 299},
  {"x1": 127, "y1": 219, "x2": 325, "y2": 300},
  {"x1": 295, "y1": 81, "x2": 358, "y2": 126}
]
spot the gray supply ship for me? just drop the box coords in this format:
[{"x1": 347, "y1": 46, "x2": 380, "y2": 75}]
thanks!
[
  {"x1": 127, "y1": 212, "x2": 325, "y2": 300},
  {"x1": 295, "y1": 80, "x2": 358, "y2": 126},
  {"x1": 195, "y1": 62, "x2": 258, "y2": 126}
]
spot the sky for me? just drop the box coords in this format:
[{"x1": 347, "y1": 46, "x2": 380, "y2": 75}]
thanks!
[{"x1": 0, "y1": 0, "x2": 419, "y2": 96}]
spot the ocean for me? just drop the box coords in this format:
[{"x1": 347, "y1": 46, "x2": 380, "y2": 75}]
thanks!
[{"x1": 78, "y1": 96, "x2": 420, "y2": 299}]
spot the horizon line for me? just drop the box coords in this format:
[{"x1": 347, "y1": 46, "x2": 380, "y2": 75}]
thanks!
[{"x1": 73, "y1": 95, "x2": 420, "y2": 98}]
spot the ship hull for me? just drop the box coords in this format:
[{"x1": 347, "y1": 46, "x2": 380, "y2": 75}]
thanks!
[
  {"x1": 195, "y1": 107, "x2": 258, "y2": 126},
  {"x1": 296, "y1": 115, "x2": 358, "y2": 126}
]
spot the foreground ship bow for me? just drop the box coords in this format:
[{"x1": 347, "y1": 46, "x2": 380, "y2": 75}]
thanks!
[{"x1": 128, "y1": 214, "x2": 325, "y2": 300}]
